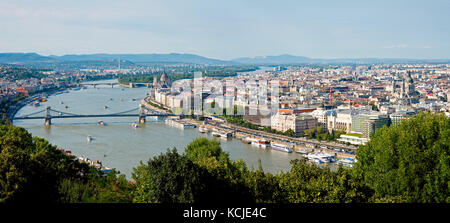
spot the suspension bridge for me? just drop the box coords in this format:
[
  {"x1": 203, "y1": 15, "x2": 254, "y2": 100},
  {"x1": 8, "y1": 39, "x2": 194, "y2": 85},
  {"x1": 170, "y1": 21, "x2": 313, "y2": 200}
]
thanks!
[{"x1": 13, "y1": 104, "x2": 177, "y2": 126}]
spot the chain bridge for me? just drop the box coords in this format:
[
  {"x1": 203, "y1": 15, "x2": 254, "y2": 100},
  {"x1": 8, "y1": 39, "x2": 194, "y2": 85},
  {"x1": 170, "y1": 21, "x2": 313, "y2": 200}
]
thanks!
[{"x1": 13, "y1": 104, "x2": 177, "y2": 126}]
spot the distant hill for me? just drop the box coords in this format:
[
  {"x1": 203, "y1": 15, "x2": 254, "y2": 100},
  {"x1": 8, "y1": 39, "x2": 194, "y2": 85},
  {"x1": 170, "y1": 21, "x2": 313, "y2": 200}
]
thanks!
[
  {"x1": 1, "y1": 52, "x2": 449, "y2": 66},
  {"x1": 0, "y1": 53, "x2": 58, "y2": 64},
  {"x1": 50, "y1": 53, "x2": 232, "y2": 65},
  {"x1": 232, "y1": 54, "x2": 313, "y2": 64},
  {"x1": 232, "y1": 54, "x2": 450, "y2": 65}
]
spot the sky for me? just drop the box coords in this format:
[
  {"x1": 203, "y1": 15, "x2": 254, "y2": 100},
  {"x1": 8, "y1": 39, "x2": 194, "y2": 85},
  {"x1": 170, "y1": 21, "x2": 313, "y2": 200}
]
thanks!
[{"x1": 0, "y1": 0, "x2": 449, "y2": 60}]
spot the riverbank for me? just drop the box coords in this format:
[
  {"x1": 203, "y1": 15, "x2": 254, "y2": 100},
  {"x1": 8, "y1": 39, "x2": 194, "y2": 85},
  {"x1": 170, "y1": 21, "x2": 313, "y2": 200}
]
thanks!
[
  {"x1": 141, "y1": 96, "x2": 356, "y2": 160},
  {"x1": 5, "y1": 87, "x2": 69, "y2": 122}
]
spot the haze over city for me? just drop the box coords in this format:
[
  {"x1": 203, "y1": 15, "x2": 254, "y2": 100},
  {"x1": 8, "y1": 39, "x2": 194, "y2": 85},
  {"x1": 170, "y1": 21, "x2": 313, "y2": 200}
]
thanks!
[{"x1": 1, "y1": 0, "x2": 449, "y2": 59}]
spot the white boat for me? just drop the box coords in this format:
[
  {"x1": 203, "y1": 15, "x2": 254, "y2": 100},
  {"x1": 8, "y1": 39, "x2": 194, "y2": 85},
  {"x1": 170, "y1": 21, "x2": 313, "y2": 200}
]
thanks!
[
  {"x1": 132, "y1": 123, "x2": 139, "y2": 128},
  {"x1": 305, "y1": 152, "x2": 336, "y2": 163},
  {"x1": 295, "y1": 150, "x2": 308, "y2": 155},
  {"x1": 270, "y1": 143, "x2": 293, "y2": 153},
  {"x1": 211, "y1": 130, "x2": 221, "y2": 137},
  {"x1": 219, "y1": 132, "x2": 232, "y2": 139},
  {"x1": 243, "y1": 137, "x2": 258, "y2": 144},
  {"x1": 198, "y1": 126, "x2": 209, "y2": 133},
  {"x1": 337, "y1": 157, "x2": 357, "y2": 167},
  {"x1": 101, "y1": 167, "x2": 112, "y2": 174},
  {"x1": 251, "y1": 139, "x2": 271, "y2": 148}
]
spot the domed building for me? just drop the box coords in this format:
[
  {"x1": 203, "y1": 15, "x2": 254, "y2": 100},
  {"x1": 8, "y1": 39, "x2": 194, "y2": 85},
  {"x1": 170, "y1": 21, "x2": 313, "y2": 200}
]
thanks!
[{"x1": 153, "y1": 70, "x2": 171, "y2": 89}]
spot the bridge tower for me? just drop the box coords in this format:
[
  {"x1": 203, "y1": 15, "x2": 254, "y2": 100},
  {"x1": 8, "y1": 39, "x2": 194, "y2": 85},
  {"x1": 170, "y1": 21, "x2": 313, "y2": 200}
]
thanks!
[
  {"x1": 44, "y1": 106, "x2": 51, "y2": 126},
  {"x1": 138, "y1": 104, "x2": 146, "y2": 124}
]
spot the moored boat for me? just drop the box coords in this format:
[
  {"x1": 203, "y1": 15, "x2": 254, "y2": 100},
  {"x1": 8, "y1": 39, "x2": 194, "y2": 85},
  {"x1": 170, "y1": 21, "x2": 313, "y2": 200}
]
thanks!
[
  {"x1": 270, "y1": 143, "x2": 293, "y2": 153},
  {"x1": 251, "y1": 139, "x2": 270, "y2": 148},
  {"x1": 198, "y1": 126, "x2": 209, "y2": 133}
]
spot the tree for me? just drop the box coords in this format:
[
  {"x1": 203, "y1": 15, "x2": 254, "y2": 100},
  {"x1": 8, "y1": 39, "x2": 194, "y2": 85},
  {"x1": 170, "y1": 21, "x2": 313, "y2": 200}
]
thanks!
[
  {"x1": 353, "y1": 112, "x2": 450, "y2": 202},
  {"x1": 278, "y1": 159, "x2": 369, "y2": 203}
]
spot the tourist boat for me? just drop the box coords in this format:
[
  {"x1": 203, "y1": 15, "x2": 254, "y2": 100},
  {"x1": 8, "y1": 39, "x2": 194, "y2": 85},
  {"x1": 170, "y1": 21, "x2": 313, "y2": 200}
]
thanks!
[
  {"x1": 337, "y1": 157, "x2": 356, "y2": 167},
  {"x1": 219, "y1": 132, "x2": 232, "y2": 139},
  {"x1": 100, "y1": 167, "x2": 112, "y2": 174},
  {"x1": 295, "y1": 150, "x2": 308, "y2": 155},
  {"x1": 242, "y1": 137, "x2": 258, "y2": 144},
  {"x1": 270, "y1": 143, "x2": 293, "y2": 153},
  {"x1": 198, "y1": 126, "x2": 209, "y2": 133},
  {"x1": 251, "y1": 139, "x2": 271, "y2": 148},
  {"x1": 211, "y1": 130, "x2": 221, "y2": 137},
  {"x1": 86, "y1": 135, "x2": 93, "y2": 142},
  {"x1": 305, "y1": 152, "x2": 337, "y2": 163},
  {"x1": 132, "y1": 123, "x2": 139, "y2": 128}
]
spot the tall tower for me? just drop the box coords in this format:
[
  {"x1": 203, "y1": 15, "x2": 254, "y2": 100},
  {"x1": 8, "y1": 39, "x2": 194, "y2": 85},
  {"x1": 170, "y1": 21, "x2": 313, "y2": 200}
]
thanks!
[
  {"x1": 405, "y1": 71, "x2": 415, "y2": 95},
  {"x1": 118, "y1": 56, "x2": 121, "y2": 71},
  {"x1": 391, "y1": 79, "x2": 396, "y2": 94}
]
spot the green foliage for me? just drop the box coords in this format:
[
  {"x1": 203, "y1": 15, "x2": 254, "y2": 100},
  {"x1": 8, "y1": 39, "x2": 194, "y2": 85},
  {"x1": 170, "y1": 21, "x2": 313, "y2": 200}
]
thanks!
[
  {"x1": 132, "y1": 146, "x2": 253, "y2": 203},
  {"x1": 0, "y1": 123, "x2": 133, "y2": 203},
  {"x1": 304, "y1": 126, "x2": 345, "y2": 142},
  {"x1": 1, "y1": 112, "x2": 448, "y2": 203},
  {"x1": 354, "y1": 112, "x2": 450, "y2": 203},
  {"x1": 278, "y1": 159, "x2": 369, "y2": 203},
  {"x1": 0, "y1": 66, "x2": 47, "y2": 79}
]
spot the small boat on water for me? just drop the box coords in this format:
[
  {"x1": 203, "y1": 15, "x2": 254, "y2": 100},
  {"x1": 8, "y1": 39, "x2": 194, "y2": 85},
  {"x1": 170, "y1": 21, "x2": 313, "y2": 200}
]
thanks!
[
  {"x1": 219, "y1": 132, "x2": 232, "y2": 139},
  {"x1": 305, "y1": 152, "x2": 337, "y2": 163},
  {"x1": 211, "y1": 130, "x2": 221, "y2": 137},
  {"x1": 32, "y1": 102, "x2": 40, "y2": 107},
  {"x1": 87, "y1": 135, "x2": 93, "y2": 142},
  {"x1": 98, "y1": 120, "x2": 105, "y2": 126},
  {"x1": 132, "y1": 123, "x2": 139, "y2": 128},
  {"x1": 60, "y1": 101, "x2": 64, "y2": 104},
  {"x1": 270, "y1": 143, "x2": 293, "y2": 153},
  {"x1": 198, "y1": 126, "x2": 209, "y2": 133},
  {"x1": 110, "y1": 98, "x2": 113, "y2": 101},
  {"x1": 295, "y1": 150, "x2": 308, "y2": 155},
  {"x1": 251, "y1": 139, "x2": 271, "y2": 148},
  {"x1": 242, "y1": 137, "x2": 258, "y2": 144},
  {"x1": 337, "y1": 157, "x2": 357, "y2": 167},
  {"x1": 104, "y1": 105, "x2": 109, "y2": 109},
  {"x1": 101, "y1": 167, "x2": 112, "y2": 174},
  {"x1": 65, "y1": 105, "x2": 69, "y2": 109}
]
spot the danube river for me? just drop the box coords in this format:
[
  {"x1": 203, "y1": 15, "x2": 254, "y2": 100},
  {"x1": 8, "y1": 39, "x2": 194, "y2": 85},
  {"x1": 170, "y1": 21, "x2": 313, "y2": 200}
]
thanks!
[{"x1": 14, "y1": 79, "x2": 304, "y2": 178}]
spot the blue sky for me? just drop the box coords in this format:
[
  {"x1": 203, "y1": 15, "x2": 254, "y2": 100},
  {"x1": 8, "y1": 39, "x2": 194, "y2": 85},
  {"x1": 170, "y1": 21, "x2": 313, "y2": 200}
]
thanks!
[{"x1": 0, "y1": 0, "x2": 449, "y2": 59}]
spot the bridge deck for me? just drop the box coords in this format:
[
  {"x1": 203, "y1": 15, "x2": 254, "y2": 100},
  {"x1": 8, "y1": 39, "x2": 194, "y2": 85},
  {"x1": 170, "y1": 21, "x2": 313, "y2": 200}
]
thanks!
[{"x1": 14, "y1": 113, "x2": 176, "y2": 120}]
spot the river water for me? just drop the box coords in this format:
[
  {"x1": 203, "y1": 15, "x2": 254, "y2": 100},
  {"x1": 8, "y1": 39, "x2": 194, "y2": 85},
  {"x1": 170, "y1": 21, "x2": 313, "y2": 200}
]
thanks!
[{"x1": 14, "y1": 77, "x2": 306, "y2": 179}]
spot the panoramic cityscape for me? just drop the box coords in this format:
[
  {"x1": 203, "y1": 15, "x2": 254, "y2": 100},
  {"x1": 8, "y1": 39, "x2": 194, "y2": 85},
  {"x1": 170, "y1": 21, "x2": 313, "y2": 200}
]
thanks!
[{"x1": 0, "y1": 0, "x2": 448, "y2": 217}]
